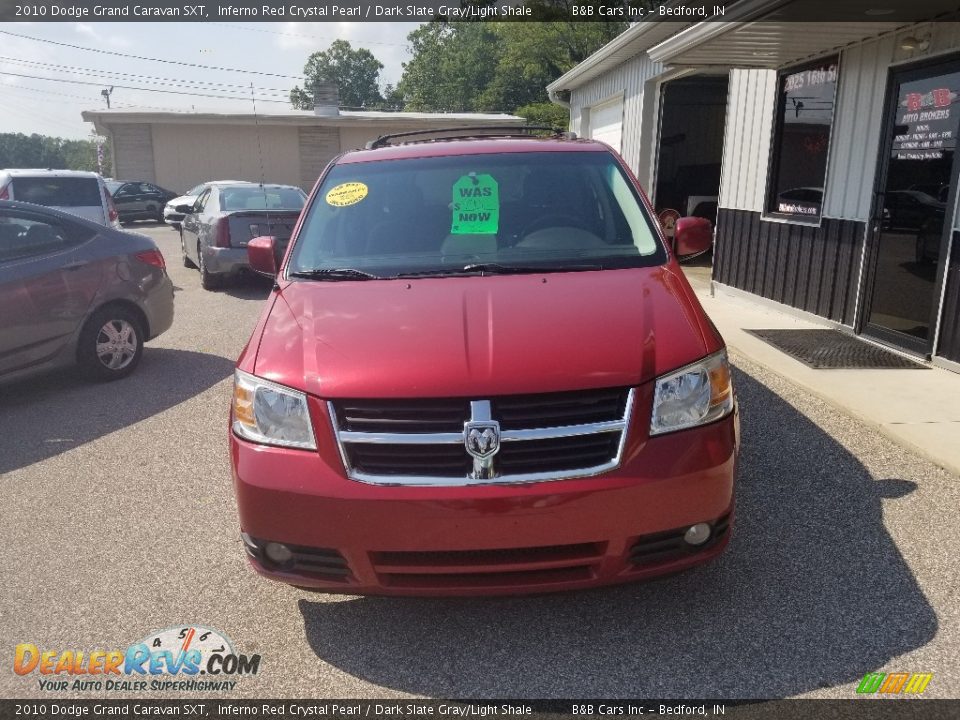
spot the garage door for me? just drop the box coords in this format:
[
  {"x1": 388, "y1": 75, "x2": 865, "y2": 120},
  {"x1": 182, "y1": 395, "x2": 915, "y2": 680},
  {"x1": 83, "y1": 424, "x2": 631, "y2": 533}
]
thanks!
[{"x1": 589, "y1": 98, "x2": 623, "y2": 153}]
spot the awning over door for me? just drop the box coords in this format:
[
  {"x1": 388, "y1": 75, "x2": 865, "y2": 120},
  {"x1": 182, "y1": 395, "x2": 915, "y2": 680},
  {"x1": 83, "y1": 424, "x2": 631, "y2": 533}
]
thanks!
[{"x1": 648, "y1": 0, "x2": 959, "y2": 69}]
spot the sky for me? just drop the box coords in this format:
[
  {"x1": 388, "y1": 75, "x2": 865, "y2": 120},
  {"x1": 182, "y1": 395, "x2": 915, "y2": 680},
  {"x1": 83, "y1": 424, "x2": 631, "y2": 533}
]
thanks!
[{"x1": 0, "y1": 21, "x2": 421, "y2": 140}]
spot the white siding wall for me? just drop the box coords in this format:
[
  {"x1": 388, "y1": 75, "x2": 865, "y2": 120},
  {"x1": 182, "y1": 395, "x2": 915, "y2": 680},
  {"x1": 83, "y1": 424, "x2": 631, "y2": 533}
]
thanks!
[
  {"x1": 717, "y1": 69, "x2": 776, "y2": 212},
  {"x1": 569, "y1": 53, "x2": 664, "y2": 183},
  {"x1": 822, "y1": 34, "x2": 900, "y2": 221},
  {"x1": 716, "y1": 23, "x2": 960, "y2": 225},
  {"x1": 826, "y1": 23, "x2": 960, "y2": 227}
]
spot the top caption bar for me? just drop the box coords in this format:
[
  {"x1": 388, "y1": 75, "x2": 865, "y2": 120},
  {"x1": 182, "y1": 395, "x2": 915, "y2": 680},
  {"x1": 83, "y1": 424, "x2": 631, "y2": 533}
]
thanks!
[{"x1": 2, "y1": 1, "x2": 959, "y2": 23}]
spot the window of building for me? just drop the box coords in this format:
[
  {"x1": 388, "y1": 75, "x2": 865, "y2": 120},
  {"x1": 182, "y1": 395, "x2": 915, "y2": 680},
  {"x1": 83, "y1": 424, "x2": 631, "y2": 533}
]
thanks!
[{"x1": 766, "y1": 57, "x2": 839, "y2": 220}]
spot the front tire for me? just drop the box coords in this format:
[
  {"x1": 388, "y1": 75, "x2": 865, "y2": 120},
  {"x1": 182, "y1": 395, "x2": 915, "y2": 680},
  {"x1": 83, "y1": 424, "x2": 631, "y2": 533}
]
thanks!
[{"x1": 77, "y1": 306, "x2": 144, "y2": 381}]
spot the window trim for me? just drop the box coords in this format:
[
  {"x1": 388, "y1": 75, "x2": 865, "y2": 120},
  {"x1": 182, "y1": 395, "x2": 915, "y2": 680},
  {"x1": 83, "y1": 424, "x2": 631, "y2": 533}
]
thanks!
[
  {"x1": 0, "y1": 210, "x2": 92, "y2": 265},
  {"x1": 762, "y1": 54, "x2": 841, "y2": 225}
]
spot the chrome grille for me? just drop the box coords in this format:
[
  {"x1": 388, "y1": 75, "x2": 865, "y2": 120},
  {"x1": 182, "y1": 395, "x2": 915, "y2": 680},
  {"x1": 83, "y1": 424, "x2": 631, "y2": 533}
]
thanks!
[{"x1": 329, "y1": 388, "x2": 634, "y2": 487}]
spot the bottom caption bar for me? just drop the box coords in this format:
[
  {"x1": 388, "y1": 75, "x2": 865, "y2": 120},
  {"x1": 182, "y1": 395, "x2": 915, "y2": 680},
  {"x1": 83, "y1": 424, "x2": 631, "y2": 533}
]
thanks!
[{"x1": 3, "y1": 700, "x2": 959, "y2": 720}]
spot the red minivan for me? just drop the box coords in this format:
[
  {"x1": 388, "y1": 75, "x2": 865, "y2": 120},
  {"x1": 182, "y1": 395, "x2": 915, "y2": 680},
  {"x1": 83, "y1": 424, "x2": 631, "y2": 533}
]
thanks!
[{"x1": 230, "y1": 132, "x2": 738, "y2": 595}]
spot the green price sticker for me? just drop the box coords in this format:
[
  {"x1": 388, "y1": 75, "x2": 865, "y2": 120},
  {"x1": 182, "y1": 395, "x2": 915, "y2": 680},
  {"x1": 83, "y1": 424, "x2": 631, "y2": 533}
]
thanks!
[{"x1": 451, "y1": 173, "x2": 499, "y2": 235}]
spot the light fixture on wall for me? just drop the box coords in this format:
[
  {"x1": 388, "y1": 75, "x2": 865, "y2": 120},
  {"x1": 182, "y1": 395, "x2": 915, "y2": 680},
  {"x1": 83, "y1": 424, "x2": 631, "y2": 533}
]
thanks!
[{"x1": 900, "y1": 35, "x2": 931, "y2": 52}]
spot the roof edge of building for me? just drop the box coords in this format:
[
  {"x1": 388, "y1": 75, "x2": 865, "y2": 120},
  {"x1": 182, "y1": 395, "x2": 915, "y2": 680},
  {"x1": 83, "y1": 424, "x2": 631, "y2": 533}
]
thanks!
[{"x1": 81, "y1": 110, "x2": 524, "y2": 126}]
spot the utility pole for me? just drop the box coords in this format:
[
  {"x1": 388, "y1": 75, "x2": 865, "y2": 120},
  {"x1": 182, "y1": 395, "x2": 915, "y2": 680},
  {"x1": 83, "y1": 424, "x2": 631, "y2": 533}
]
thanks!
[{"x1": 101, "y1": 86, "x2": 114, "y2": 109}]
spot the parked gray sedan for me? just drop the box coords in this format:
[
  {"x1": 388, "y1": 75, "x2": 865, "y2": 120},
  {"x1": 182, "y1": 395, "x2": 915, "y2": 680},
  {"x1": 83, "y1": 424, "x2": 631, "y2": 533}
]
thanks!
[
  {"x1": 177, "y1": 183, "x2": 305, "y2": 290},
  {"x1": 0, "y1": 200, "x2": 174, "y2": 384}
]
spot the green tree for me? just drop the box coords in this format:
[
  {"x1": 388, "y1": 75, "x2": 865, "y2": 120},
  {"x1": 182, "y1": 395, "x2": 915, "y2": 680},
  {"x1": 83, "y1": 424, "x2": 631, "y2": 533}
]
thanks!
[
  {"x1": 289, "y1": 40, "x2": 385, "y2": 110},
  {"x1": 378, "y1": 83, "x2": 406, "y2": 111},
  {"x1": 397, "y1": 20, "x2": 628, "y2": 114},
  {"x1": 398, "y1": 23, "x2": 503, "y2": 112},
  {"x1": 0, "y1": 133, "x2": 109, "y2": 173},
  {"x1": 515, "y1": 102, "x2": 570, "y2": 129}
]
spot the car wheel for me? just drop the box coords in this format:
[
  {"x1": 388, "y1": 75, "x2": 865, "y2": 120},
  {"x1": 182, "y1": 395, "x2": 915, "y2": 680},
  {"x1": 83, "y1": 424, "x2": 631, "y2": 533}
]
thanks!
[
  {"x1": 77, "y1": 305, "x2": 144, "y2": 381},
  {"x1": 198, "y1": 242, "x2": 221, "y2": 290},
  {"x1": 181, "y1": 231, "x2": 196, "y2": 268}
]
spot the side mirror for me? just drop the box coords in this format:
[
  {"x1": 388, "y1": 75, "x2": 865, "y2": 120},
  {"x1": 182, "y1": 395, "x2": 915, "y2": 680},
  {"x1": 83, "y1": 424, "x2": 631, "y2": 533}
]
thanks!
[
  {"x1": 674, "y1": 216, "x2": 713, "y2": 260},
  {"x1": 175, "y1": 203, "x2": 194, "y2": 214},
  {"x1": 248, "y1": 235, "x2": 278, "y2": 277}
]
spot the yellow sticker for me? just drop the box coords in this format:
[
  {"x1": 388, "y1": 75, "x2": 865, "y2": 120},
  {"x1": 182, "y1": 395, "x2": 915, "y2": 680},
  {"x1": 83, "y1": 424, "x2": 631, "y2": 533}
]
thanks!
[{"x1": 325, "y1": 182, "x2": 368, "y2": 207}]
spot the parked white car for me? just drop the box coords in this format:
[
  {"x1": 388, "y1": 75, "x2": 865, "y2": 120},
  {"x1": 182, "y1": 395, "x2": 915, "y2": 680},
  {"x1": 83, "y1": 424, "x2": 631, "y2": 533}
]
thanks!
[{"x1": 164, "y1": 180, "x2": 248, "y2": 230}]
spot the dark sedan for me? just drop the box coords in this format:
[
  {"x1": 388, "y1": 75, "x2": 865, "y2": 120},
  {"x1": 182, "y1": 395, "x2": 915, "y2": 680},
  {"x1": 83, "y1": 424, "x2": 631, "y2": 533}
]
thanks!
[
  {"x1": 105, "y1": 181, "x2": 178, "y2": 224},
  {"x1": 0, "y1": 200, "x2": 174, "y2": 383},
  {"x1": 178, "y1": 183, "x2": 305, "y2": 290}
]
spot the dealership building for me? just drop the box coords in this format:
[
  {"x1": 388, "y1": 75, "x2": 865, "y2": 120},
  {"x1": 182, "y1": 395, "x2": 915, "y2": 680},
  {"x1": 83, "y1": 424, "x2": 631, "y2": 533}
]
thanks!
[
  {"x1": 81, "y1": 105, "x2": 524, "y2": 195},
  {"x1": 549, "y1": 2, "x2": 960, "y2": 372}
]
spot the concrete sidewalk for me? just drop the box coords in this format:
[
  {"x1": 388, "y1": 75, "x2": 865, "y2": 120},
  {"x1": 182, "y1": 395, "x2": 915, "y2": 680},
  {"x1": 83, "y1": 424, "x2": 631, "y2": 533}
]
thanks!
[{"x1": 683, "y1": 265, "x2": 960, "y2": 478}]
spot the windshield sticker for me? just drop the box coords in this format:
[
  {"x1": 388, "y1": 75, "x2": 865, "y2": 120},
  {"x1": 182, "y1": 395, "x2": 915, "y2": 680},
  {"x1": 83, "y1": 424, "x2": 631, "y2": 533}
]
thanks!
[
  {"x1": 451, "y1": 173, "x2": 499, "y2": 234},
  {"x1": 326, "y1": 182, "x2": 368, "y2": 207}
]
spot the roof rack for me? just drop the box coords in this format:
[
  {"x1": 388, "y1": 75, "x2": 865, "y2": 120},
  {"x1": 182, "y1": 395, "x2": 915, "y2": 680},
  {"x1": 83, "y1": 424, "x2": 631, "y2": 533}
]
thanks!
[{"x1": 364, "y1": 126, "x2": 577, "y2": 150}]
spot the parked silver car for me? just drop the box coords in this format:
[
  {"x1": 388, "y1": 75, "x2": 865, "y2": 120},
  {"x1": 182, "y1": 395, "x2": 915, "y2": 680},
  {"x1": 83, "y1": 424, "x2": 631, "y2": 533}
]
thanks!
[
  {"x1": 0, "y1": 169, "x2": 120, "y2": 228},
  {"x1": 178, "y1": 183, "x2": 306, "y2": 290},
  {"x1": 0, "y1": 200, "x2": 174, "y2": 383}
]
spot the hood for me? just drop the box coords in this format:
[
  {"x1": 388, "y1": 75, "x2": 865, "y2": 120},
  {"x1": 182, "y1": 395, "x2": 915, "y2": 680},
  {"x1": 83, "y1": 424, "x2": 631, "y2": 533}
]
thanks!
[{"x1": 253, "y1": 267, "x2": 717, "y2": 398}]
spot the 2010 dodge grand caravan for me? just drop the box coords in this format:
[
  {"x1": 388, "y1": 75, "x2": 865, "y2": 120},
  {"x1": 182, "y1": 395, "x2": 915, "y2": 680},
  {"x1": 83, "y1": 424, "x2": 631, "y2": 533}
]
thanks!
[{"x1": 230, "y1": 131, "x2": 739, "y2": 596}]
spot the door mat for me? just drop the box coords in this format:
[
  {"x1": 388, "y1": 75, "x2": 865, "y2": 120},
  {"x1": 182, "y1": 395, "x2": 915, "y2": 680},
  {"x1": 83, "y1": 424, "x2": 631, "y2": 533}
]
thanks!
[{"x1": 744, "y1": 329, "x2": 929, "y2": 369}]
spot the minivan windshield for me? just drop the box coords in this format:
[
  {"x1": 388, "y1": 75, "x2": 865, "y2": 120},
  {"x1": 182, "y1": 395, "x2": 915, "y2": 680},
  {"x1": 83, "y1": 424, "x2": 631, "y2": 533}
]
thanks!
[{"x1": 288, "y1": 151, "x2": 666, "y2": 278}]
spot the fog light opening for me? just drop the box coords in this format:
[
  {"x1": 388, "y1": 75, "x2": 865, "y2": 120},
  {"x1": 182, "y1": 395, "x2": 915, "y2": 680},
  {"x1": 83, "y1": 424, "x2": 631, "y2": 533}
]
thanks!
[
  {"x1": 684, "y1": 523, "x2": 712, "y2": 546},
  {"x1": 264, "y1": 542, "x2": 294, "y2": 568}
]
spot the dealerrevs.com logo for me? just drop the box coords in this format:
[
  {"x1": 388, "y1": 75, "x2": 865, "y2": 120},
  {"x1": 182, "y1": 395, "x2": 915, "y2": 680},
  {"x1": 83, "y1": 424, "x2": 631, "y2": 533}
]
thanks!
[{"x1": 13, "y1": 626, "x2": 261, "y2": 692}]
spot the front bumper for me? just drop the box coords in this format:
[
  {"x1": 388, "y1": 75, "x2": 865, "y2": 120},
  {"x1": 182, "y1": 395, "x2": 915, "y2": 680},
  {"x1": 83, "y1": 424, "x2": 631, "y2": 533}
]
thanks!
[{"x1": 230, "y1": 395, "x2": 739, "y2": 596}]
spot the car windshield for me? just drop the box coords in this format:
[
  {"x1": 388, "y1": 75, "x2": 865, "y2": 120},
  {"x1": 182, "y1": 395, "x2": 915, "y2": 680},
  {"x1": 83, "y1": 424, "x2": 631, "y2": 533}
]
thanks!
[
  {"x1": 105, "y1": 181, "x2": 123, "y2": 194},
  {"x1": 288, "y1": 151, "x2": 666, "y2": 277},
  {"x1": 220, "y1": 186, "x2": 305, "y2": 211}
]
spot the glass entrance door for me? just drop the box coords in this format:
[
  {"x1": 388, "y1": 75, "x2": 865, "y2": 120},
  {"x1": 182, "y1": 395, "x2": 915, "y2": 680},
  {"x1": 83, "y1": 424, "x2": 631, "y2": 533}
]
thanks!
[{"x1": 864, "y1": 62, "x2": 960, "y2": 355}]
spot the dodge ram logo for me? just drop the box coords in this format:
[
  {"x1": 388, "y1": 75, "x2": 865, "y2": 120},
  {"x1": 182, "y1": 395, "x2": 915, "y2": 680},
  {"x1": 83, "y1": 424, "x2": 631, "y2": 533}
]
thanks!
[{"x1": 464, "y1": 422, "x2": 500, "y2": 459}]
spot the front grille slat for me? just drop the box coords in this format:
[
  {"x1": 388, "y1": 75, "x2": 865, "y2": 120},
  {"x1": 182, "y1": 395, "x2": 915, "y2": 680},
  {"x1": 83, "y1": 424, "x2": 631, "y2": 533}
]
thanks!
[
  {"x1": 331, "y1": 388, "x2": 633, "y2": 485},
  {"x1": 493, "y1": 389, "x2": 627, "y2": 430},
  {"x1": 336, "y1": 399, "x2": 469, "y2": 433}
]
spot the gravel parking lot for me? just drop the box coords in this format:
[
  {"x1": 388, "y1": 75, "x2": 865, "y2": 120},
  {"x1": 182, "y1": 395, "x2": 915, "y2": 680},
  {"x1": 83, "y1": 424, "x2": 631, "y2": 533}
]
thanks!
[{"x1": 2, "y1": 223, "x2": 959, "y2": 700}]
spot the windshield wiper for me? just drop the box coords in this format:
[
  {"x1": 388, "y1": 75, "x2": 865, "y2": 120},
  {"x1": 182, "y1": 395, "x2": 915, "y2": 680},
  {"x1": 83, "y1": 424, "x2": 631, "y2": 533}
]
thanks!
[
  {"x1": 461, "y1": 262, "x2": 603, "y2": 275},
  {"x1": 289, "y1": 268, "x2": 381, "y2": 281},
  {"x1": 394, "y1": 263, "x2": 603, "y2": 279}
]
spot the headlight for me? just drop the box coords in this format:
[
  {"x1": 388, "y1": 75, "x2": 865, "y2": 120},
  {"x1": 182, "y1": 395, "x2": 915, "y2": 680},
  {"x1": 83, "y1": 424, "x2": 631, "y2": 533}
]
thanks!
[
  {"x1": 232, "y1": 369, "x2": 316, "y2": 450},
  {"x1": 650, "y1": 350, "x2": 734, "y2": 436}
]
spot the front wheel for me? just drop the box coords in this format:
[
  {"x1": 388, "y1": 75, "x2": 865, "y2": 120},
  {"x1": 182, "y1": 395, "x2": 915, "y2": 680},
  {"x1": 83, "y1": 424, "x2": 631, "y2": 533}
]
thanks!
[{"x1": 77, "y1": 306, "x2": 144, "y2": 381}]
